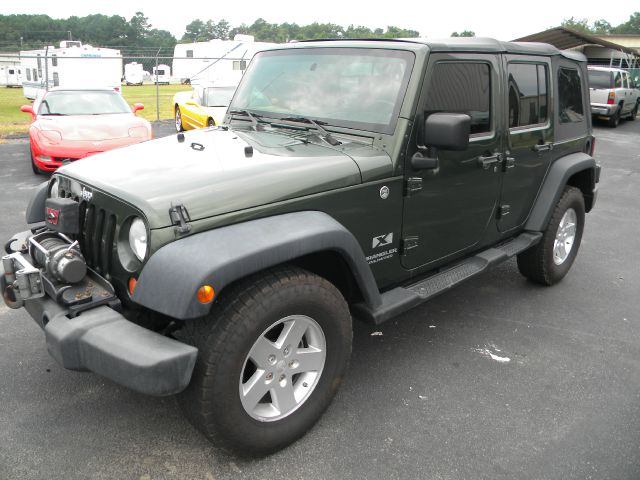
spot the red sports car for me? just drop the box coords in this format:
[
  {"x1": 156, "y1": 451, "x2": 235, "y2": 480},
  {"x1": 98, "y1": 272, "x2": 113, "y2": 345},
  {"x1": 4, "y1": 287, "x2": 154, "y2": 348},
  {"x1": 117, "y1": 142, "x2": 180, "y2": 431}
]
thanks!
[{"x1": 21, "y1": 88, "x2": 153, "y2": 174}]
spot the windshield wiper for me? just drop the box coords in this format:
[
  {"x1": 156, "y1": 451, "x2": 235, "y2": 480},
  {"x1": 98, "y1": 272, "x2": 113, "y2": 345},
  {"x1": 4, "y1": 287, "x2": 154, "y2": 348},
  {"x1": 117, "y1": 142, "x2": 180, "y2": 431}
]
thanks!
[
  {"x1": 228, "y1": 109, "x2": 265, "y2": 131},
  {"x1": 42, "y1": 113, "x2": 67, "y2": 116},
  {"x1": 276, "y1": 116, "x2": 341, "y2": 146}
]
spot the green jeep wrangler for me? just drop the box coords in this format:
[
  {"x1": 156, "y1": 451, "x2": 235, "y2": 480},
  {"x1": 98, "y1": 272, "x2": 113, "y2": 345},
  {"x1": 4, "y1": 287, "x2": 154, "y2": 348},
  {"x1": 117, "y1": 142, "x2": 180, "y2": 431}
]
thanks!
[{"x1": 2, "y1": 38, "x2": 599, "y2": 454}]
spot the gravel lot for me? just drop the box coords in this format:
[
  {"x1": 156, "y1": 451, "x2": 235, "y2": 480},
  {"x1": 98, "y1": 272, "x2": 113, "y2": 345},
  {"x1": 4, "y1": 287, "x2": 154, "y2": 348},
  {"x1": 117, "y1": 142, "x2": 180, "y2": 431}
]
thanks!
[{"x1": 0, "y1": 119, "x2": 639, "y2": 480}]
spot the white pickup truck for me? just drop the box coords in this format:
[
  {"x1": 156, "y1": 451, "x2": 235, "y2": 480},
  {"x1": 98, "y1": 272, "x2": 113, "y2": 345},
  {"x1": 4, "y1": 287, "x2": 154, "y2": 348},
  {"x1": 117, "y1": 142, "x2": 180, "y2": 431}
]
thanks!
[{"x1": 588, "y1": 66, "x2": 639, "y2": 127}]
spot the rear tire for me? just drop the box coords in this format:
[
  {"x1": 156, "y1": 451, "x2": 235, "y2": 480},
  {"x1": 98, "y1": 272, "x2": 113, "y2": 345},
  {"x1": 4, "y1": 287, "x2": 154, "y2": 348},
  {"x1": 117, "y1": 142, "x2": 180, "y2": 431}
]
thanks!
[
  {"x1": 517, "y1": 186, "x2": 585, "y2": 286},
  {"x1": 608, "y1": 106, "x2": 621, "y2": 127},
  {"x1": 177, "y1": 266, "x2": 352, "y2": 455}
]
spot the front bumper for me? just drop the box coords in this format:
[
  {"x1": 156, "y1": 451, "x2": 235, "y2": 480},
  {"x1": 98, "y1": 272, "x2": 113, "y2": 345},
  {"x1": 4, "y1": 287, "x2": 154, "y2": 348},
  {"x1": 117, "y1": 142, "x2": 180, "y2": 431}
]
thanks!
[{"x1": 2, "y1": 245, "x2": 197, "y2": 396}]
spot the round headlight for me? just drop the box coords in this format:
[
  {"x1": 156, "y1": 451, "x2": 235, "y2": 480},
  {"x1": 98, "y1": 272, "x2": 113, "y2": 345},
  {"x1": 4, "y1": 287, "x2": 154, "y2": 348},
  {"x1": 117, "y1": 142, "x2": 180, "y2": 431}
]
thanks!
[
  {"x1": 50, "y1": 178, "x2": 59, "y2": 198},
  {"x1": 128, "y1": 217, "x2": 147, "y2": 262}
]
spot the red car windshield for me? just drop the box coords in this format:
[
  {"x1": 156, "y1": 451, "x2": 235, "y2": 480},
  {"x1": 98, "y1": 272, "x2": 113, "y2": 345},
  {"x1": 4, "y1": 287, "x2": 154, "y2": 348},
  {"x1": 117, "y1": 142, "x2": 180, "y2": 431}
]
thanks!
[{"x1": 39, "y1": 91, "x2": 132, "y2": 116}]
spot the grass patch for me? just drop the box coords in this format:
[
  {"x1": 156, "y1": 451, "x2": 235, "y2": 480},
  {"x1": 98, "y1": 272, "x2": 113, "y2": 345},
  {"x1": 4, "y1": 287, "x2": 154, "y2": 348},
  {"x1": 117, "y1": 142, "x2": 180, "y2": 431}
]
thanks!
[{"x1": 0, "y1": 84, "x2": 191, "y2": 138}]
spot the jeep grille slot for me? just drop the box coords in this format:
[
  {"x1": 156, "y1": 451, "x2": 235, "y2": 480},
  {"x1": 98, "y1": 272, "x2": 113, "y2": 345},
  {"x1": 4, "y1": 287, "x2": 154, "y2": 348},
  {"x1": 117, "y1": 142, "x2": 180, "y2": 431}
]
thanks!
[{"x1": 79, "y1": 204, "x2": 116, "y2": 275}]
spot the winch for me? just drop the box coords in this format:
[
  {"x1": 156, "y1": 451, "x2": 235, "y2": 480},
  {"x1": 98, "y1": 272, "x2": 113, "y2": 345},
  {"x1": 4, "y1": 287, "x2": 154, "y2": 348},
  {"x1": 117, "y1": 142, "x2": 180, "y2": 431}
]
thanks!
[{"x1": 2, "y1": 231, "x2": 87, "y2": 308}]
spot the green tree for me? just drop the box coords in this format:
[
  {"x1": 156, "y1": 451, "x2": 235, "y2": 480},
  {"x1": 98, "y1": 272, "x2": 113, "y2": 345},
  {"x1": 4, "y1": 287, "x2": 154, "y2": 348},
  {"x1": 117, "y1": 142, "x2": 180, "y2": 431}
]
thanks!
[
  {"x1": 611, "y1": 12, "x2": 640, "y2": 34},
  {"x1": 182, "y1": 19, "x2": 206, "y2": 42},
  {"x1": 451, "y1": 30, "x2": 475, "y2": 37}
]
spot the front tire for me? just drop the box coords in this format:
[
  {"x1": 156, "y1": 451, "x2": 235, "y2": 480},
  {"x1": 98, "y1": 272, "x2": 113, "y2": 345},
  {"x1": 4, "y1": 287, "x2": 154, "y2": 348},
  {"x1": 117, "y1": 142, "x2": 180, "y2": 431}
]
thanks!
[
  {"x1": 517, "y1": 186, "x2": 585, "y2": 285},
  {"x1": 178, "y1": 266, "x2": 352, "y2": 455},
  {"x1": 30, "y1": 145, "x2": 41, "y2": 175},
  {"x1": 629, "y1": 102, "x2": 638, "y2": 121},
  {"x1": 175, "y1": 106, "x2": 184, "y2": 132}
]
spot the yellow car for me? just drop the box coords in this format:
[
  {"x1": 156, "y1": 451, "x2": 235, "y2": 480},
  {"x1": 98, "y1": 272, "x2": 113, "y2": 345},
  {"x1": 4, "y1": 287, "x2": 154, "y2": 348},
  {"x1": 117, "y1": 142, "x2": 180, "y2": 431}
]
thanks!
[{"x1": 173, "y1": 84, "x2": 236, "y2": 131}]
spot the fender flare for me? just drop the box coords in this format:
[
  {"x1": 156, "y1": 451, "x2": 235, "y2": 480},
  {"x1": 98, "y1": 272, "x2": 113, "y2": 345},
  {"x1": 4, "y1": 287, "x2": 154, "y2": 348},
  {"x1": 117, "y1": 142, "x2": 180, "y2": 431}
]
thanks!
[
  {"x1": 25, "y1": 181, "x2": 48, "y2": 224},
  {"x1": 525, "y1": 152, "x2": 597, "y2": 232},
  {"x1": 132, "y1": 211, "x2": 382, "y2": 319}
]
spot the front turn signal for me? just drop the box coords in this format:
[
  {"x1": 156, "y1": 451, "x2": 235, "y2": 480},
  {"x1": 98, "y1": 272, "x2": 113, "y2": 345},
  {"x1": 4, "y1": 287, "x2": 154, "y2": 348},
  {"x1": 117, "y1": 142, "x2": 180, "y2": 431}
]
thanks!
[{"x1": 197, "y1": 285, "x2": 215, "y2": 304}]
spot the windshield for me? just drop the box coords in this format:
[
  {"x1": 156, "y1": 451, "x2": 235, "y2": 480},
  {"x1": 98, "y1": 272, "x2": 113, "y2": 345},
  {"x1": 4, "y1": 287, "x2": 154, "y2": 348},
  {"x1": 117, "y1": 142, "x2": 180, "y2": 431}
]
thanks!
[
  {"x1": 39, "y1": 91, "x2": 132, "y2": 115},
  {"x1": 204, "y1": 86, "x2": 236, "y2": 107},
  {"x1": 588, "y1": 70, "x2": 612, "y2": 89},
  {"x1": 229, "y1": 48, "x2": 414, "y2": 134}
]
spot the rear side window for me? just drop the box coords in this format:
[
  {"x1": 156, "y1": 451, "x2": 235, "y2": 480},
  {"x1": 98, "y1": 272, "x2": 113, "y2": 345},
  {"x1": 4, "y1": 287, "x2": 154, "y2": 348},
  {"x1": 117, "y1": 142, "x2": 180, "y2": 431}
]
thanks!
[
  {"x1": 588, "y1": 70, "x2": 612, "y2": 89},
  {"x1": 186, "y1": 50, "x2": 194, "y2": 58},
  {"x1": 613, "y1": 72, "x2": 623, "y2": 88},
  {"x1": 26, "y1": 69, "x2": 31, "y2": 81},
  {"x1": 558, "y1": 68, "x2": 584, "y2": 124},
  {"x1": 507, "y1": 63, "x2": 548, "y2": 128},
  {"x1": 425, "y1": 62, "x2": 491, "y2": 135}
]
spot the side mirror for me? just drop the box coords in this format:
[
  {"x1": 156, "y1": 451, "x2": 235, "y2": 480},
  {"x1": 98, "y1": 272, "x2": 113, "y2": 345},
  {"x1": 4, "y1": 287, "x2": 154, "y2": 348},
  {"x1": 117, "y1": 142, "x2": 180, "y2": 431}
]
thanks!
[
  {"x1": 411, "y1": 112, "x2": 471, "y2": 170},
  {"x1": 133, "y1": 103, "x2": 145, "y2": 113},
  {"x1": 20, "y1": 104, "x2": 35, "y2": 118},
  {"x1": 424, "y1": 112, "x2": 471, "y2": 151}
]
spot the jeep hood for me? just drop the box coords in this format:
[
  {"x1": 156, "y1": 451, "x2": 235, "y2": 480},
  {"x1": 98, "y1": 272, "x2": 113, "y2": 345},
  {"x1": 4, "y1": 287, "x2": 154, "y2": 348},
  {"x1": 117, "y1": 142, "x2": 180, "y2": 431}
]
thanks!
[{"x1": 58, "y1": 127, "x2": 391, "y2": 228}]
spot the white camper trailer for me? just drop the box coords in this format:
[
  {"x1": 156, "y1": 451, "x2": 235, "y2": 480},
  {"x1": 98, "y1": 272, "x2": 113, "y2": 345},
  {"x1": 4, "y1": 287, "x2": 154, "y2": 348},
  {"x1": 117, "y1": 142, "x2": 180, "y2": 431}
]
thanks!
[
  {"x1": 153, "y1": 64, "x2": 171, "y2": 84},
  {"x1": 124, "y1": 62, "x2": 144, "y2": 85},
  {"x1": 172, "y1": 35, "x2": 276, "y2": 85},
  {"x1": 20, "y1": 41, "x2": 123, "y2": 99},
  {"x1": 0, "y1": 65, "x2": 22, "y2": 87}
]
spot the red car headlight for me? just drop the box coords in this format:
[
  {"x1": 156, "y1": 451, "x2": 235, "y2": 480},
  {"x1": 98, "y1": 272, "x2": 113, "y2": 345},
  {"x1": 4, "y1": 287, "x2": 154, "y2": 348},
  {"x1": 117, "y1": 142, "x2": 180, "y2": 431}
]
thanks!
[
  {"x1": 37, "y1": 129, "x2": 62, "y2": 145},
  {"x1": 128, "y1": 126, "x2": 149, "y2": 139}
]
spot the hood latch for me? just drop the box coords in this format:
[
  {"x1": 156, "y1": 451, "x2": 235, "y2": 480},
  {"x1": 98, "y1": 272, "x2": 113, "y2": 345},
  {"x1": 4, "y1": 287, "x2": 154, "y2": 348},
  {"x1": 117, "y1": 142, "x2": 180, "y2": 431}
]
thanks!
[{"x1": 169, "y1": 204, "x2": 192, "y2": 234}]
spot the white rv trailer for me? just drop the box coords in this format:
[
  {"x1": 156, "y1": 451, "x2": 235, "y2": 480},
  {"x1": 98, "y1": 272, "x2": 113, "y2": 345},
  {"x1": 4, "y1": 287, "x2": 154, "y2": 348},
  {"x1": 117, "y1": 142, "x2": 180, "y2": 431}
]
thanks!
[
  {"x1": 173, "y1": 35, "x2": 276, "y2": 85},
  {"x1": 124, "y1": 62, "x2": 144, "y2": 85},
  {"x1": 153, "y1": 64, "x2": 171, "y2": 84},
  {"x1": 0, "y1": 53, "x2": 22, "y2": 87},
  {"x1": 0, "y1": 65, "x2": 22, "y2": 87},
  {"x1": 20, "y1": 41, "x2": 123, "y2": 99}
]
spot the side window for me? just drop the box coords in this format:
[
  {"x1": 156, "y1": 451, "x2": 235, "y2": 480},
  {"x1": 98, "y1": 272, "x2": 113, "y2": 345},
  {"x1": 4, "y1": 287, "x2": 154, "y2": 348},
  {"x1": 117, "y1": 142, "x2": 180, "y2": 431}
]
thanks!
[
  {"x1": 33, "y1": 68, "x2": 38, "y2": 82},
  {"x1": 186, "y1": 50, "x2": 194, "y2": 58},
  {"x1": 507, "y1": 63, "x2": 549, "y2": 128},
  {"x1": 613, "y1": 72, "x2": 623, "y2": 88},
  {"x1": 233, "y1": 60, "x2": 248, "y2": 71},
  {"x1": 36, "y1": 54, "x2": 42, "y2": 76},
  {"x1": 558, "y1": 68, "x2": 584, "y2": 124},
  {"x1": 52, "y1": 54, "x2": 58, "y2": 67},
  {"x1": 26, "y1": 69, "x2": 31, "y2": 81},
  {"x1": 8, "y1": 69, "x2": 14, "y2": 74},
  {"x1": 53, "y1": 72, "x2": 59, "y2": 87},
  {"x1": 622, "y1": 73, "x2": 629, "y2": 88},
  {"x1": 425, "y1": 62, "x2": 491, "y2": 135}
]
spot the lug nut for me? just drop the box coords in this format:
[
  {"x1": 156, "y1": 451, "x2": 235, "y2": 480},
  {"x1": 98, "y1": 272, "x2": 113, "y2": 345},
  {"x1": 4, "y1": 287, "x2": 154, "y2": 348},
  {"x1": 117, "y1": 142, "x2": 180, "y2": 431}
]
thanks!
[
  {"x1": 265, "y1": 372, "x2": 273, "y2": 381},
  {"x1": 279, "y1": 374, "x2": 286, "y2": 382},
  {"x1": 303, "y1": 382, "x2": 309, "y2": 388},
  {"x1": 268, "y1": 354, "x2": 276, "y2": 364},
  {"x1": 283, "y1": 345, "x2": 290, "y2": 356}
]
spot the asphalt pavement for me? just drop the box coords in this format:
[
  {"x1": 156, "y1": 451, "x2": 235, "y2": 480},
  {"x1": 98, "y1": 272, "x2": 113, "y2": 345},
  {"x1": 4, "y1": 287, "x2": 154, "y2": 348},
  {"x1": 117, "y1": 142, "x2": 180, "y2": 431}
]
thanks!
[{"x1": 0, "y1": 119, "x2": 639, "y2": 480}]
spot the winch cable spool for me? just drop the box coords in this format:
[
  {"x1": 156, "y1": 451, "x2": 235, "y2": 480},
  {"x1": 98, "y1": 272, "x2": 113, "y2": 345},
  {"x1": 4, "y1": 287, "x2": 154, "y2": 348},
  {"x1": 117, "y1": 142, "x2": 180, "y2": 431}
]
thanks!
[{"x1": 29, "y1": 234, "x2": 87, "y2": 284}]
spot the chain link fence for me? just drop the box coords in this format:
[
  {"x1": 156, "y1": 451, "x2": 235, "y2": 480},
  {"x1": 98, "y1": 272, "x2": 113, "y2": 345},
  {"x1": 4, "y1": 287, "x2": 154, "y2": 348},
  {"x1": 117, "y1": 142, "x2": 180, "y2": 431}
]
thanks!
[{"x1": 1, "y1": 48, "x2": 253, "y2": 124}]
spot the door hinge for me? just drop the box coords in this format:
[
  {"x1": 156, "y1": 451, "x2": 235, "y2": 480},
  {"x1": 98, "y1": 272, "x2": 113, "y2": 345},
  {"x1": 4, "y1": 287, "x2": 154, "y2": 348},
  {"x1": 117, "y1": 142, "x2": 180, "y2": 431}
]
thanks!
[
  {"x1": 401, "y1": 236, "x2": 419, "y2": 255},
  {"x1": 497, "y1": 205, "x2": 511, "y2": 219},
  {"x1": 169, "y1": 204, "x2": 192, "y2": 234},
  {"x1": 405, "y1": 177, "x2": 423, "y2": 196}
]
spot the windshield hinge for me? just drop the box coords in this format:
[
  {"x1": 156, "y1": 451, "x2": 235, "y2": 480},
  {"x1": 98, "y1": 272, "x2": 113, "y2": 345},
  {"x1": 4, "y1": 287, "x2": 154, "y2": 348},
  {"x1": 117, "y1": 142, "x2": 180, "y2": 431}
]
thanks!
[
  {"x1": 169, "y1": 204, "x2": 192, "y2": 234},
  {"x1": 405, "y1": 177, "x2": 423, "y2": 196},
  {"x1": 401, "y1": 236, "x2": 419, "y2": 255}
]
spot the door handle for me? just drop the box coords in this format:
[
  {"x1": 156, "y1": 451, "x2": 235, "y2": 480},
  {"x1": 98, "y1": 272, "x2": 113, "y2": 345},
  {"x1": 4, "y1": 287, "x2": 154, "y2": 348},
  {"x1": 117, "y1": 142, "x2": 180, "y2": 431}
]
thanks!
[
  {"x1": 477, "y1": 154, "x2": 501, "y2": 169},
  {"x1": 532, "y1": 143, "x2": 553, "y2": 152}
]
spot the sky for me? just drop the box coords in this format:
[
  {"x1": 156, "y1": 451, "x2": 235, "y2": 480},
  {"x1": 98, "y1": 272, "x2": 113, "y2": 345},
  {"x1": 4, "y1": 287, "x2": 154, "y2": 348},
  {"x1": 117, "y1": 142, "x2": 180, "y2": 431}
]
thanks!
[{"x1": 3, "y1": 0, "x2": 636, "y2": 41}]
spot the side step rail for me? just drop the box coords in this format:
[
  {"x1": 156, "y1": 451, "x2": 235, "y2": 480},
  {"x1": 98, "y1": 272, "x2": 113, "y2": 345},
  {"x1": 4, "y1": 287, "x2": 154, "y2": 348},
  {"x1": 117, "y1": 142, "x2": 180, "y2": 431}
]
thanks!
[{"x1": 352, "y1": 232, "x2": 542, "y2": 325}]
